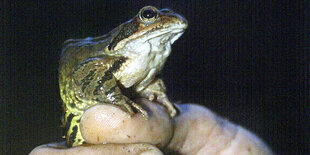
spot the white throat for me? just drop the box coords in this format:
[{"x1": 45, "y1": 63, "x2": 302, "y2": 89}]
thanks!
[{"x1": 115, "y1": 31, "x2": 182, "y2": 88}]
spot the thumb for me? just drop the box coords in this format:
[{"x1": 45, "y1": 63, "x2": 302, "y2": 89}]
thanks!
[{"x1": 80, "y1": 98, "x2": 173, "y2": 149}]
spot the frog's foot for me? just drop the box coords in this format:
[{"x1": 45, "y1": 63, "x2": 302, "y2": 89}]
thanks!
[
  {"x1": 141, "y1": 91, "x2": 177, "y2": 118},
  {"x1": 148, "y1": 92, "x2": 178, "y2": 118},
  {"x1": 161, "y1": 98, "x2": 178, "y2": 118},
  {"x1": 131, "y1": 101, "x2": 149, "y2": 119},
  {"x1": 113, "y1": 98, "x2": 149, "y2": 119}
]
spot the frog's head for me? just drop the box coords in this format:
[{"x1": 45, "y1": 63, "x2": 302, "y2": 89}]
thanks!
[{"x1": 107, "y1": 6, "x2": 188, "y2": 54}]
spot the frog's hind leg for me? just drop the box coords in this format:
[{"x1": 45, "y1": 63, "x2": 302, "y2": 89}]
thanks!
[{"x1": 64, "y1": 112, "x2": 85, "y2": 147}]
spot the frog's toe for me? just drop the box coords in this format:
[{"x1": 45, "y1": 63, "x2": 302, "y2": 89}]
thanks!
[
  {"x1": 118, "y1": 103, "x2": 136, "y2": 117},
  {"x1": 131, "y1": 102, "x2": 149, "y2": 119},
  {"x1": 168, "y1": 108, "x2": 177, "y2": 118}
]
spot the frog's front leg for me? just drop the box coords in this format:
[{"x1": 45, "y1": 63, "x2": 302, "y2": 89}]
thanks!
[
  {"x1": 139, "y1": 78, "x2": 178, "y2": 118},
  {"x1": 64, "y1": 57, "x2": 149, "y2": 147},
  {"x1": 72, "y1": 56, "x2": 149, "y2": 118}
]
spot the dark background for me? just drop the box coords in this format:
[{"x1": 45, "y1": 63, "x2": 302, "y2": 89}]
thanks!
[{"x1": 1, "y1": 1, "x2": 308, "y2": 154}]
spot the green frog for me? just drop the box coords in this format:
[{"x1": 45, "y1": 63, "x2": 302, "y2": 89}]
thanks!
[{"x1": 59, "y1": 6, "x2": 188, "y2": 147}]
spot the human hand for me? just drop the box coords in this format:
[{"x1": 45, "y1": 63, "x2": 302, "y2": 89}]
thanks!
[{"x1": 30, "y1": 99, "x2": 273, "y2": 155}]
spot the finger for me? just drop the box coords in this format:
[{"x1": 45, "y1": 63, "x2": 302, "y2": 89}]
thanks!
[
  {"x1": 80, "y1": 98, "x2": 173, "y2": 149},
  {"x1": 165, "y1": 104, "x2": 273, "y2": 155},
  {"x1": 29, "y1": 142, "x2": 163, "y2": 155}
]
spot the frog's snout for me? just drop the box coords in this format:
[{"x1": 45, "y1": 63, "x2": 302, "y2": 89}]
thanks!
[
  {"x1": 172, "y1": 16, "x2": 188, "y2": 33},
  {"x1": 179, "y1": 16, "x2": 188, "y2": 29},
  {"x1": 159, "y1": 8, "x2": 188, "y2": 30}
]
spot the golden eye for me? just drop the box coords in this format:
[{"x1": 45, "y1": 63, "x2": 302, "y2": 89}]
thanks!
[{"x1": 139, "y1": 6, "x2": 159, "y2": 23}]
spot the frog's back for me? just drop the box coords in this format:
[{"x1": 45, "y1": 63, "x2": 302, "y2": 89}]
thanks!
[
  {"x1": 60, "y1": 26, "x2": 120, "y2": 61},
  {"x1": 61, "y1": 35, "x2": 111, "y2": 60},
  {"x1": 59, "y1": 33, "x2": 114, "y2": 76}
]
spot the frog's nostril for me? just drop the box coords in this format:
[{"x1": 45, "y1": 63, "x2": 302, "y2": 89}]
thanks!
[
  {"x1": 176, "y1": 16, "x2": 188, "y2": 29},
  {"x1": 182, "y1": 17, "x2": 188, "y2": 27}
]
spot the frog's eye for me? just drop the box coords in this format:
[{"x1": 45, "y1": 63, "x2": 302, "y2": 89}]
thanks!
[
  {"x1": 139, "y1": 6, "x2": 159, "y2": 24},
  {"x1": 142, "y1": 9, "x2": 157, "y2": 19}
]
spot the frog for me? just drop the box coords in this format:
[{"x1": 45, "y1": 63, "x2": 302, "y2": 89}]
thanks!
[{"x1": 59, "y1": 6, "x2": 188, "y2": 147}]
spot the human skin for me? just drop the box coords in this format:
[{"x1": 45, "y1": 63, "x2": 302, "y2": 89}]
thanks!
[{"x1": 30, "y1": 99, "x2": 273, "y2": 155}]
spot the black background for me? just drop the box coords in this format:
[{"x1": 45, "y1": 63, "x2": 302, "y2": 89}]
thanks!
[{"x1": 1, "y1": 1, "x2": 308, "y2": 154}]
